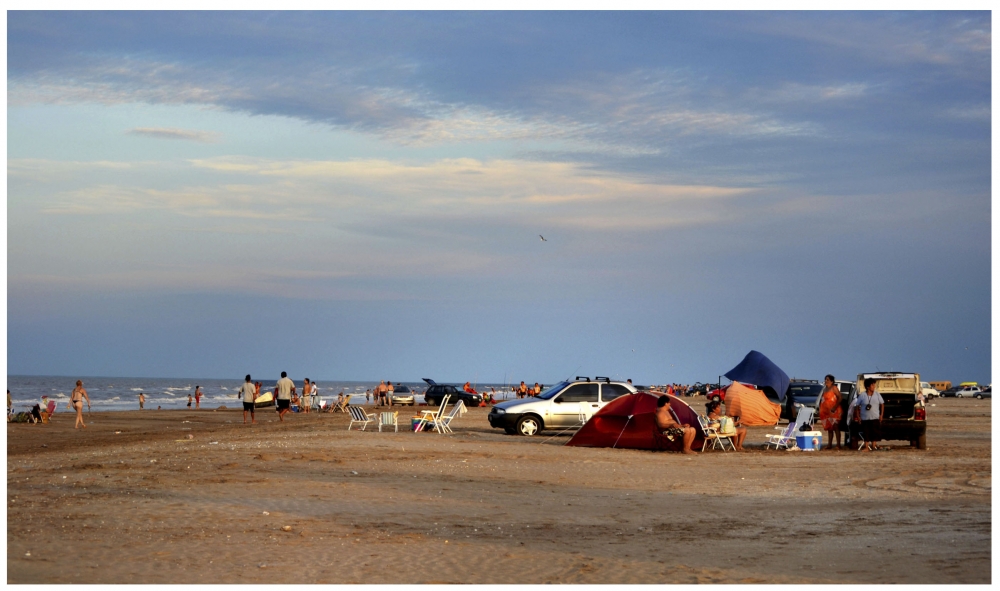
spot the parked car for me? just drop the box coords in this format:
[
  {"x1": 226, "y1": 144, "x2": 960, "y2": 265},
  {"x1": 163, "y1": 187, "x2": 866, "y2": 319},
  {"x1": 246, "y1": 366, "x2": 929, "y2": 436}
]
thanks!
[
  {"x1": 782, "y1": 379, "x2": 824, "y2": 420},
  {"x1": 975, "y1": 386, "x2": 991, "y2": 399},
  {"x1": 391, "y1": 385, "x2": 415, "y2": 406},
  {"x1": 488, "y1": 376, "x2": 636, "y2": 436},
  {"x1": 939, "y1": 385, "x2": 963, "y2": 398},
  {"x1": 920, "y1": 382, "x2": 940, "y2": 399},
  {"x1": 849, "y1": 372, "x2": 926, "y2": 449},
  {"x1": 422, "y1": 379, "x2": 482, "y2": 407},
  {"x1": 956, "y1": 385, "x2": 983, "y2": 398}
]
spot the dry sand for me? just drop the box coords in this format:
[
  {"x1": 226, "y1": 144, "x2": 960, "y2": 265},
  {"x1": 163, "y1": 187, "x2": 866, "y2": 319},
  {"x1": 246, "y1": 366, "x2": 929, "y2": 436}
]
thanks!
[{"x1": 7, "y1": 397, "x2": 990, "y2": 584}]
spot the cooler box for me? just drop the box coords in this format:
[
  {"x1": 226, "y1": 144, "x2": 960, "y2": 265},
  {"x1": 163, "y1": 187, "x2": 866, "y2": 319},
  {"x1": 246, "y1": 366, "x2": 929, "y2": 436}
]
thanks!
[
  {"x1": 411, "y1": 417, "x2": 424, "y2": 432},
  {"x1": 796, "y1": 431, "x2": 823, "y2": 451}
]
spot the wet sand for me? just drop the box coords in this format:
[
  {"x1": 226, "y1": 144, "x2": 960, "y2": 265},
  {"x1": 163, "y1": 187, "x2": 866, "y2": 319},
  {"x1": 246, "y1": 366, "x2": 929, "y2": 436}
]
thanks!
[{"x1": 7, "y1": 397, "x2": 990, "y2": 583}]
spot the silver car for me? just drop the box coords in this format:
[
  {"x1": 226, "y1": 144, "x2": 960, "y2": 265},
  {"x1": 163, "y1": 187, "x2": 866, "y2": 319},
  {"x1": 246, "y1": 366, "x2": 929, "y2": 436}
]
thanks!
[{"x1": 487, "y1": 377, "x2": 637, "y2": 436}]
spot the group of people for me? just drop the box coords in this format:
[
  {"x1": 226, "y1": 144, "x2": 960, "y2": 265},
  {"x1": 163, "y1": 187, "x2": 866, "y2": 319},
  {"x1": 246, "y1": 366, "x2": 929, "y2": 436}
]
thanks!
[
  {"x1": 654, "y1": 373, "x2": 888, "y2": 453},
  {"x1": 515, "y1": 381, "x2": 542, "y2": 399},
  {"x1": 372, "y1": 381, "x2": 395, "y2": 406}
]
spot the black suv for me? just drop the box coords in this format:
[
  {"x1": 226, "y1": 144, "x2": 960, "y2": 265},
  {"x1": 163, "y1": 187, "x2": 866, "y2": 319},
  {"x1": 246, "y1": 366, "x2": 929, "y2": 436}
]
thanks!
[{"x1": 422, "y1": 379, "x2": 482, "y2": 407}]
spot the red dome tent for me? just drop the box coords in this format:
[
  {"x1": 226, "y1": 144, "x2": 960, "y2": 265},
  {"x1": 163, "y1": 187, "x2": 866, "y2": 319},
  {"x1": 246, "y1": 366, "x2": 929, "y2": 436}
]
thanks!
[{"x1": 566, "y1": 392, "x2": 705, "y2": 451}]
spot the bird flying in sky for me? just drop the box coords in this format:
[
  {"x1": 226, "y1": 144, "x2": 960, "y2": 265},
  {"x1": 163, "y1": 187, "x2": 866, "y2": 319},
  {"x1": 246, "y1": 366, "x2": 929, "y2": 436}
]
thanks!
[{"x1": 539, "y1": 235, "x2": 547, "y2": 241}]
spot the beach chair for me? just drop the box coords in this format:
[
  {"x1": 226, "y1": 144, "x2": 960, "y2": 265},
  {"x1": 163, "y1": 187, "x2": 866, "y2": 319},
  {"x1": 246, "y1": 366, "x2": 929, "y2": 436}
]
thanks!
[
  {"x1": 333, "y1": 395, "x2": 352, "y2": 413},
  {"x1": 697, "y1": 415, "x2": 735, "y2": 452},
  {"x1": 39, "y1": 400, "x2": 56, "y2": 424},
  {"x1": 378, "y1": 411, "x2": 399, "y2": 432},
  {"x1": 416, "y1": 395, "x2": 450, "y2": 432},
  {"x1": 434, "y1": 400, "x2": 467, "y2": 434},
  {"x1": 347, "y1": 406, "x2": 375, "y2": 431},
  {"x1": 765, "y1": 407, "x2": 815, "y2": 450}
]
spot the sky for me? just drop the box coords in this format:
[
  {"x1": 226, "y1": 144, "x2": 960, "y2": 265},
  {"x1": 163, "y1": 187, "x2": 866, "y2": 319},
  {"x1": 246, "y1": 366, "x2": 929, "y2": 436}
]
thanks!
[{"x1": 6, "y1": 11, "x2": 992, "y2": 385}]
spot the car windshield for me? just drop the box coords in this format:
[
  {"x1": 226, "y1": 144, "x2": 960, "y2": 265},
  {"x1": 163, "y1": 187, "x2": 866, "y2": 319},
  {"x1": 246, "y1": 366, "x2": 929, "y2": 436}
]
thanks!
[
  {"x1": 789, "y1": 383, "x2": 823, "y2": 398},
  {"x1": 535, "y1": 381, "x2": 570, "y2": 400}
]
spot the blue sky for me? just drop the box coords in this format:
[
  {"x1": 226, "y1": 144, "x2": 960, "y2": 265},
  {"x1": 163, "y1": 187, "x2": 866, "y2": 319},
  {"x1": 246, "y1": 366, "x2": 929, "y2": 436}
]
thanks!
[{"x1": 6, "y1": 11, "x2": 991, "y2": 385}]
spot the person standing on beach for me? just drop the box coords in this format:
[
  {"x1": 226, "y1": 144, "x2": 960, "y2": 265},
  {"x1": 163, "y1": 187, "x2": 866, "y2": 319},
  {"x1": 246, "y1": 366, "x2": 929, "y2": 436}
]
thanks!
[
  {"x1": 239, "y1": 374, "x2": 257, "y2": 424},
  {"x1": 301, "y1": 378, "x2": 312, "y2": 414},
  {"x1": 517, "y1": 382, "x2": 528, "y2": 399},
  {"x1": 848, "y1": 377, "x2": 884, "y2": 451},
  {"x1": 377, "y1": 380, "x2": 388, "y2": 407},
  {"x1": 195, "y1": 386, "x2": 202, "y2": 409},
  {"x1": 187, "y1": 394, "x2": 193, "y2": 408},
  {"x1": 818, "y1": 374, "x2": 843, "y2": 450},
  {"x1": 71, "y1": 380, "x2": 91, "y2": 429},
  {"x1": 366, "y1": 389, "x2": 371, "y2": 403},
  {"x1": 387, "y1": 381, "x2": 395, "y2": 407},
  {"x1": 138, "y1": 392, "x2": 145, "y2": 410},
  {"x1": 275, "y1": 371, "x2": 295, "y2": 422}
]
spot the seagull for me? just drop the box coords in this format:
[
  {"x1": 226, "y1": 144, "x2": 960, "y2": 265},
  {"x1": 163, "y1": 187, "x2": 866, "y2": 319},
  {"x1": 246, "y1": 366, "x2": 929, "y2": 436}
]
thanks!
[{"x1": 539, "y1": 235, "x2": 547, "y2": 242}]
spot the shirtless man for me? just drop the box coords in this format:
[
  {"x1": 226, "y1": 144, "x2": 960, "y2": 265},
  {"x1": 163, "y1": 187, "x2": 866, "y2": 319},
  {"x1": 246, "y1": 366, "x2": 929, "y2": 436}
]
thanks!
[
  {"x1": 517, "y1": 381, "x2": 528, "y2": 399},
  {"x1": 301, "y1": 378, "x2": 312, "y2": 414},
  {"x1": 654, "y1": 395, "x2": 696, "y2": 454},
  {"x1": 376, "y1": 380, "x2": 388, "y2": 407}
]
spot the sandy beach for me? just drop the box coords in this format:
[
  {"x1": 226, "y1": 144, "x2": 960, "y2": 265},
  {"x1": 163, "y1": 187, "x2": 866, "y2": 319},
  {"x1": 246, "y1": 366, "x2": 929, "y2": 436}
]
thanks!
[{"x1": 7, "y1": 397, "x2": 990, "y2": 584}]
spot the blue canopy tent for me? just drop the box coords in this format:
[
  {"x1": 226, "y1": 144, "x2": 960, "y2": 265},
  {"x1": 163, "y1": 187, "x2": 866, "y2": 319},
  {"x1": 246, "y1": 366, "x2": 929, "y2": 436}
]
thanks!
[{"x1": 724, "y1": 350, "x2": 790, "y2": 402}]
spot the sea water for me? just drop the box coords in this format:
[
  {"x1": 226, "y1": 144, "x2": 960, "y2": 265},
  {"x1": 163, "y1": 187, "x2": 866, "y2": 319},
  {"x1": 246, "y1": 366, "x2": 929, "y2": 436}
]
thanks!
[{"x1": 6, "y1": 375, "x2": 520, "y2": 413}]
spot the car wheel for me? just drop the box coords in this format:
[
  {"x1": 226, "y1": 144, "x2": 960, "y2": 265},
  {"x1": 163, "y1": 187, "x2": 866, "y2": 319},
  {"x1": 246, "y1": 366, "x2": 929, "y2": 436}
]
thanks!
[
  {"x1": 516, "y1": 415, "x2": 542, "y2": 436},
  {"x1": 975, "y1": 394, "x2": 983, "y2": 399}
]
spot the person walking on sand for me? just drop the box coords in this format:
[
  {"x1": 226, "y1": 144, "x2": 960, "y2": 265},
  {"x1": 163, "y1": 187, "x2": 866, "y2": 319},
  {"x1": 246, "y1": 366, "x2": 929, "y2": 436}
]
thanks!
[
  {"x1": 818, "y1": 374, "x2": 843, "y2": 450},
  {"x1": 275, "y1": 371, "x2": 295, "y2": 422},
  {"x1": 138, "y1": 392, "x2": 145, "y2": 410},
  {"x1": 655, "y1": 395, "x2": 696, "y2": 454},
  {"x1": 195, "y1": 385, "x2": 202, "y2": 409},
  {"x1": 239, "y1": 374, "x2": 257, "y2": 424},
  {"x1": 376, "y1": 380, "x2": 388, "y2": 407},
  {"x1": 849, "y1": 377, "x2": 884, "y2": 451},
  {"x1": 71, "y1": 380, "x2": 91, "y2": 429}
]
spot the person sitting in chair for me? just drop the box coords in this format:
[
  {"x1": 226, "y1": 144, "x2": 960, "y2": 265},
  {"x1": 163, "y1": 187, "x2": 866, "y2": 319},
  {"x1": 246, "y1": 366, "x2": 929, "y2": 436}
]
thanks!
[
  {"x1": 655, "y1": 395, "x2": 696, "y2": 454},
  {"x1": 706, "y1": 399, "x2": 747, "y2": 451}
]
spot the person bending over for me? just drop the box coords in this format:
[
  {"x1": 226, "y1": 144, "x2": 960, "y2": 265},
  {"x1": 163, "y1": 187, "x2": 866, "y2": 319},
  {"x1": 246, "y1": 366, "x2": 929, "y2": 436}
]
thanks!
[{"x1": 655, "y1": 395, "x2": 696, "y2": 454}]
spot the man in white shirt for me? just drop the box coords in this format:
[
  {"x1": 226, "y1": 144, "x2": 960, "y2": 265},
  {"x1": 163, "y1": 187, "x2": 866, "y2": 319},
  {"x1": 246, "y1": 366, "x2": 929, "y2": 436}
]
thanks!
[
  {"x1": 848, "y1": 377, "x2": 885, "y2": 451},
  {"x1": 275, "y1": 371, "x2": 296, "y2": 422},
  {"x1": 239, "y1": 374, "x2": 257, "y2": 424}
]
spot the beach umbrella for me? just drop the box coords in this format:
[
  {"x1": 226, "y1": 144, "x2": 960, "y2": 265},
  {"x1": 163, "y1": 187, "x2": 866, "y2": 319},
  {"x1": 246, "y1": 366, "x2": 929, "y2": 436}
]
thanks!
[
  {"x1": 567, "y1": 392, "x2": 704, "y2": 451},
  {"x1": 723, "y1": 350, "x2": 790, "y2": 402}
]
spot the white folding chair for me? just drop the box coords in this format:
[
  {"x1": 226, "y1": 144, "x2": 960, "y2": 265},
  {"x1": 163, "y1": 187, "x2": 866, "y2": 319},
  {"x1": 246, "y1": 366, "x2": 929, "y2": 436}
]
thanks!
[
  {"x1": 416, "y1": 395, "x2": 450, "y2": 432},
  {"x1": 434, "y1": 400, "x2": 466, "y2": 434},
  {"x1": 698, "y1": 415, "x2": 735, "y2": 452},
  {"x1": 347, "y1": 406, "x2": 375, "y2": 431},
  {"x1": 378, "y1": 411, "x2": 399, "y2": 432}
]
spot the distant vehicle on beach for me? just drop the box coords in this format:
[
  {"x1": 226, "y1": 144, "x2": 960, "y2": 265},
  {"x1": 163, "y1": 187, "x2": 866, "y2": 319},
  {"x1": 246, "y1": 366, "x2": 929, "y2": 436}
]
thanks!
[
  {"x1": 391, "y1": 385, "x2": 415, "y2": 406},
  {"x1": 939, "y1": 385, "x2": 963, "y2": 398},
  {"x1": 422, "y1": 379, "x2": 482, "y2": 407},
  {"x1": 488, "y1": 376, "x2": 635, "y2": 436},
  {"x1": 956, "y1": 385, "x2": 983, "y2": 398},
  {"x1": 920, "y1": 382, "x2": 940, "y2": 399}
]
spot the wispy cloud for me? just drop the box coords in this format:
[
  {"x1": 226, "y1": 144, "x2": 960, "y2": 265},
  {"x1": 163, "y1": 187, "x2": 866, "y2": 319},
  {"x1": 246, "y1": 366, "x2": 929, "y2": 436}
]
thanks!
[{"x1": 126, "y1": 127, "x2": 219, "y2": 142}]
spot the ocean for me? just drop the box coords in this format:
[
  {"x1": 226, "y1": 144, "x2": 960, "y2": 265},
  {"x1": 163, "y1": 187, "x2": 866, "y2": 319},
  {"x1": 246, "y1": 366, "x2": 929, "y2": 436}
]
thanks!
[{"x1": 6, "y1": 375, "x2": 520, "y2": 413}]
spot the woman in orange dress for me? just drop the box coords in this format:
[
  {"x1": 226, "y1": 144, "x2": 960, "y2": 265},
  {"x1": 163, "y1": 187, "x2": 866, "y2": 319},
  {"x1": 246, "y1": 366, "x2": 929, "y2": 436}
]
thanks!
[{"x1": 818, "y1": 374, "x2": 843, "y2": 450}]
